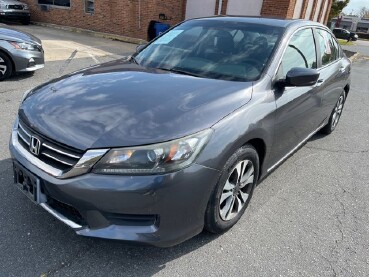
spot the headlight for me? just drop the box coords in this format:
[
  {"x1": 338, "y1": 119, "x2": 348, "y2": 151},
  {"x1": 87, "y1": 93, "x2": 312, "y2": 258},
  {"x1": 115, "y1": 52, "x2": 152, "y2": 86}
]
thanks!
[
  {"x1": 23, "y1": 5, "x2": 29, "y2": 10},
  {"x1": 93, "y1": 129, "x2": 213, "y2": 175},
  {"x1": 9, "y1": 41, "x2": 39, "y2": 51}
]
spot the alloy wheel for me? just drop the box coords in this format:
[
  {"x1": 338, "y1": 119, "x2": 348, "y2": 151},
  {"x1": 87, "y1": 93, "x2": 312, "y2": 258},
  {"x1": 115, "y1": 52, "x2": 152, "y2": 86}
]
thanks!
[
  {"x1": 331, "y1": 94, "x2": 345, "y2": 129},
  {"x1": 219, "y1": 159, "x2": 254, "y2": 221},
  {"x1": 0, "y1": 56, "x2": 7, "y2": 76}
]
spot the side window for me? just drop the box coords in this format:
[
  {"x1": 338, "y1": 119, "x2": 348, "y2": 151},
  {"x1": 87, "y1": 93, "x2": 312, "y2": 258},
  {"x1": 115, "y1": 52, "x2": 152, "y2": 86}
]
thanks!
[
  {"x1": 316, "y1": 29, "x2": 339, "y2": 66},
  {"x1": 279, "y1": 28, "x2": 317, "y2": 76}
]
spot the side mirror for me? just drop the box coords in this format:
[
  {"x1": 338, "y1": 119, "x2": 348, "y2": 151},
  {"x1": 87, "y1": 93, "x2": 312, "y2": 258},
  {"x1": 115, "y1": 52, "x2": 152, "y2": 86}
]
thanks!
[
  {"x1": 136, "y1": 44, "x2": 147, "y2": 53},
  {"x1": 283, "y1": 67, "x2": 320, "y2": 87}
]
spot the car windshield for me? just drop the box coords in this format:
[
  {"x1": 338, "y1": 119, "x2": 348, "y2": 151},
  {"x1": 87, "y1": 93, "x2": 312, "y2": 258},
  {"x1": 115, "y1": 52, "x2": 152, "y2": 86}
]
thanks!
[{"x1": 135, "y1": 20, "x2": 283, "y2": 82}]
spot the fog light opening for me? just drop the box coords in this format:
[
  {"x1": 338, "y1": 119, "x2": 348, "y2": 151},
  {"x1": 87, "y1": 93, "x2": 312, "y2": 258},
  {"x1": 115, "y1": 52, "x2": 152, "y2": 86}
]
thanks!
[{"x1": 28, "y1": 58, "x2": 36, "y2": 68}]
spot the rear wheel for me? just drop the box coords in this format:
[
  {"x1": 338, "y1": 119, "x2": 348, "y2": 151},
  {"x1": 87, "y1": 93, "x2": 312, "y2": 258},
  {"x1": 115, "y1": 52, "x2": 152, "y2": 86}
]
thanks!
[
  {"x1": 321, "y1": 91, "x2": 346, "y2": 135},
  {"x1": 205, "y1": 145, "x2": 259, "y2": 233},
  {"x1": 0, "y1": 52, "x2": 13, "y2": 81}
]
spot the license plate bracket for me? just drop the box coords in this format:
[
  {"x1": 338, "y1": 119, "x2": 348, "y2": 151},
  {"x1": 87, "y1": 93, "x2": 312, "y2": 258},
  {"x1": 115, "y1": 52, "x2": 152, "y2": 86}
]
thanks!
[{"x1": 13, "y1": 162, "x2": 46, "y2": 204}]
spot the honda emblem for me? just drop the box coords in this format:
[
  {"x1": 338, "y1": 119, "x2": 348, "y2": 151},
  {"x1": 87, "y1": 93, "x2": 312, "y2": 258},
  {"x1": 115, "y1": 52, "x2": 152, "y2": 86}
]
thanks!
[{"x1": 29, "y1": 136, "x2": 41, "y2": 156}]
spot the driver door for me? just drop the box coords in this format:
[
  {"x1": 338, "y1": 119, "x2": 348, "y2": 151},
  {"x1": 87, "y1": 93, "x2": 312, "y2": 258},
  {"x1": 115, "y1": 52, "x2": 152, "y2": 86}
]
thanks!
[{"x1": 269, "y1": 27, "x2": 322, "y2": 167}]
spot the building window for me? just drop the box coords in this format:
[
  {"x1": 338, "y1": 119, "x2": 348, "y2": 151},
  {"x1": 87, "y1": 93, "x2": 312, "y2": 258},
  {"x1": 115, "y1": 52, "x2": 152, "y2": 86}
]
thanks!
[
  {"x1": 38, "y1": 0, "x2": 71, "y2": 8},
  {"x1": 85, "y1": 0, "x2": 94, "y2": 13}
]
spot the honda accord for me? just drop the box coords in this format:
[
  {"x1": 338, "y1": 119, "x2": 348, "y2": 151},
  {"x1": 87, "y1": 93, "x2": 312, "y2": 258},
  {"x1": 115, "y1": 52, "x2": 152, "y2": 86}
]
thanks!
[{"x1": 9, "y1": 17, "x2": 350, "y2": 247}]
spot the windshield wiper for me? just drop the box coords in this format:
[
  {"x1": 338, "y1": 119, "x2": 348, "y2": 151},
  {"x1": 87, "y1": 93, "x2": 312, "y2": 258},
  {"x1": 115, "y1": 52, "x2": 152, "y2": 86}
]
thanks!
[
  {"x1": 129, "y1": 55, "x2": 139, "y2": 65},
  {"x1": 157, "y1": 67, "x2": 201, "y2": 78}
]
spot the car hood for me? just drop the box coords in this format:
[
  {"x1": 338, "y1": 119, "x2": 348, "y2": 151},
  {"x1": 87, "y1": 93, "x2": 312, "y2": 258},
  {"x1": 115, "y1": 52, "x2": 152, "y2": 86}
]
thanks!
[
  {"x1": 0, "y1": 27, "x2": 41, "y2": 45},
  {"x1": 20, "y1": 60, "x2": 253, "y2": 150}
]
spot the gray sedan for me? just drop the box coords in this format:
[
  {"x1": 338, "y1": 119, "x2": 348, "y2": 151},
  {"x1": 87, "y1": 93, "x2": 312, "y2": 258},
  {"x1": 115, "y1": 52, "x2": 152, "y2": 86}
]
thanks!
[
  {"x1": 0, "y1": 25, "x2": 44, "y2": 80},
  {"x1": 9, "y1": 17, "x2": 350, "y2": 247}
]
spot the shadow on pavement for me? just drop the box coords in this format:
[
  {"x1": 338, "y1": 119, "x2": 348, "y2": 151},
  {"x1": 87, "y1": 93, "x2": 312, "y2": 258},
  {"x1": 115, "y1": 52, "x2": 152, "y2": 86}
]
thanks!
[{"x1": 7, "y1": 72, "x2": 36, "y2": 82}]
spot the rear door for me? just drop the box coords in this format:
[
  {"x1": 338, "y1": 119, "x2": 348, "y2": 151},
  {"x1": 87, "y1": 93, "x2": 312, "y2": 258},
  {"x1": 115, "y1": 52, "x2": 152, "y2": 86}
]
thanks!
[
  {"x1": 269, "y1": 27, "x2": 323, "y2": 166},
  {"x1": 314, "y1": 28, "x2": 350, "y2": 119}
]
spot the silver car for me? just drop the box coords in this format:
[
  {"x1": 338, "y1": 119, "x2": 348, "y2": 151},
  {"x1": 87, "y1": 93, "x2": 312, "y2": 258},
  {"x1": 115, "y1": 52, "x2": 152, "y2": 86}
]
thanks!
[{"x1": 0, "y1": 25, "x2": 44, "y2": 80}]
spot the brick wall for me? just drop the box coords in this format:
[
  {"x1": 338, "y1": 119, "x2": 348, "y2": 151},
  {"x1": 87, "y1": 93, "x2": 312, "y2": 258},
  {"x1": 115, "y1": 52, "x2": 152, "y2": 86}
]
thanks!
[
  {"x1": 23, "y1": 0, "x2": 332, "y2": 40},
  {"x1": 260, "y1": 0, "x2": 296, "y2": 18},
  {"x1": 23, "y1": 0, "x2": 186, "y2": 40}
]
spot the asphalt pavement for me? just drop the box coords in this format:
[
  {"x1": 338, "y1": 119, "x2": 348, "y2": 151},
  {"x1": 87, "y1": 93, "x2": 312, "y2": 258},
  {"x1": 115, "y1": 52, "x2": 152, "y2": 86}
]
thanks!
[
  {"x1": 341, "y1": 39, "x2": 369, "y2": 57},
  {"x1": 0, "y1": 25, "x2": 369, "y2": 277}
]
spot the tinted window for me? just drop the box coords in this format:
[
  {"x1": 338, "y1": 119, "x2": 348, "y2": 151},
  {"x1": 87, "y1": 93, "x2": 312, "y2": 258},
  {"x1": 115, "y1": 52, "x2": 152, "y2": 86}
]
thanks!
[
  {"x1": 135, "y1": 20, "x2": 283, "y2": 82},
  {"x1": 279, "y1": 28, "x2": 317, "y2": 76},
  {"x1": 38, "y1": 0, "x2": 70, "y2": 7},
  {"x1": 316, "y1": 29, "x2": 339, "y2": 66}
]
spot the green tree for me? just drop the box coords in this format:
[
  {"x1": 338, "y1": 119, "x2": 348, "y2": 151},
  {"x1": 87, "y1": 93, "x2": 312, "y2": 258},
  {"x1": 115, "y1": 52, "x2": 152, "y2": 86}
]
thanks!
[{"x1": 328, "y1": 0, "x2": 350, "y2": 21}]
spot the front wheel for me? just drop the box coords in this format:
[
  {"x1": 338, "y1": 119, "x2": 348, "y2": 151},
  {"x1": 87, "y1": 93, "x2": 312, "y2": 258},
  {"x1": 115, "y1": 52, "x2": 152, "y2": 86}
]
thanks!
[
  {"x1": 321, "y1": 91, "x2": 346, "y2": 135},
  {"x1": 205, "y1": 145, "x2": 259, "y2": 234},
  {"x1": 0, "y1": 52, "x2": 13, "y2": 81}
]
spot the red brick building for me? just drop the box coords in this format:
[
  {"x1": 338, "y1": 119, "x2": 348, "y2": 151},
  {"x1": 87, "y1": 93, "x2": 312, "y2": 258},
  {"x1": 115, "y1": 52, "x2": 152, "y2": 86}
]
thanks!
[{"x1": 22, "y1": 0, "x2": 332, "y2": 40}]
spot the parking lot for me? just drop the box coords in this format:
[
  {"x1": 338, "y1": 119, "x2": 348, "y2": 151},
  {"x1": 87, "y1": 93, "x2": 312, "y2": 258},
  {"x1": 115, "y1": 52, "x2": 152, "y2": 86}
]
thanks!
[{"x1": 1, "y1": 24, "x2": 369, "y2": 277}]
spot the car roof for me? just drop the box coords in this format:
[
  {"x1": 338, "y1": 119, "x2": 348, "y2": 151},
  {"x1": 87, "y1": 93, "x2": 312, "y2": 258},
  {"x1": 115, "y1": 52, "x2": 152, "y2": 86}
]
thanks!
[{"x1": 188, "y1": 16, "x2": 326, "y2": 29}]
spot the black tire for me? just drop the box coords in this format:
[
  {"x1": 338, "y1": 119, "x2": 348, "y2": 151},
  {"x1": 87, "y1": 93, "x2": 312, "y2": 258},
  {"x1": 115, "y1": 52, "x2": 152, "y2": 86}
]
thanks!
[
  {"x1": 205, "y1": 145, "x2": 259, "y2": 234},
  {"x1": 0, "y1": 52, "x2": 13, "y2": 81},
  {"x1": 320, "y1": 90, "x2": 346, "y2": 135}
]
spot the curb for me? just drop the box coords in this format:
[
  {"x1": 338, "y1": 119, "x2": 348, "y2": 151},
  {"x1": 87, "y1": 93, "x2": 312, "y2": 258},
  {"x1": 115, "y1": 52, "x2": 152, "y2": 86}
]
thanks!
[
  {"x1": 31, "y1": 21, "x2": 146, "y2": 45},
  {"x1": 349, "y1": 53, "x2": 360, "y2": 62}
]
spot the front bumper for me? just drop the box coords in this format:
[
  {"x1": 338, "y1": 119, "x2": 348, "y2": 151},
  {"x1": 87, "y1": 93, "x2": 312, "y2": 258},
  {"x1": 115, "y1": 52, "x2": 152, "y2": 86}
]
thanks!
[
  {"x1": 0, "y1": 10, "x2": 30, "y2": 21},
  {"x1": 11, "y1": 48, "x2": 45, "y2": 73},
  {"x1": 9, "y1": 130, "x2": 219, "y2": 247}
]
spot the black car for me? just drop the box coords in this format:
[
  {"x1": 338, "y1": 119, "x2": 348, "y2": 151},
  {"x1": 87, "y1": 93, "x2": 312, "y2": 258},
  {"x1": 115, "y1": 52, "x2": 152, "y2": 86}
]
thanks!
[
  {"x1": 10, "y1": 17, "x2": 351, "y2": 247},
  {"x1": 0, "y1": 0, "x2": 30, "y2": 25},
  {"x1": 333, "y1": 28, "x2": 358, "y2": 41}
]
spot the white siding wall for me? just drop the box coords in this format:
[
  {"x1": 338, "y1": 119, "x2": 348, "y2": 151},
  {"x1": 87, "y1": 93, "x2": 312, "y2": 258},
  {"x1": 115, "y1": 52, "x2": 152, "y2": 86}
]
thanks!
[
  {"x1": 293, "y1": 0, "x2": 304, "y2": 19},
  {"x1": 304, "y1": 0, "x2": 314, "y2": 19},
  {"x1": 313, "y1": 0, "x2": 323, "y2": 21},
  {"x1": 320, "y1": 0, "x2": 329, "y2": 23},
  {"x1": 226, "y1": 0, "x2": 263, "y2": 16},
  {"x1": 185, "y1": 0, "x2": 216, "y2": 19}
]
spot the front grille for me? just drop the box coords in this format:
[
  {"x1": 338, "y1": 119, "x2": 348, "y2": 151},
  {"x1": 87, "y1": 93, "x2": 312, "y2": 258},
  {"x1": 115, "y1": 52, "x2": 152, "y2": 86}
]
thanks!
[
  {"x1": 17, "y1": 120, "x2": 83, "y2": 171},
  {"x1": 7, "y1": 4, "x2": 24, "y2": 10},
  {"x1": 3, "y1": 12, "x2": 27, "y2": 16}
]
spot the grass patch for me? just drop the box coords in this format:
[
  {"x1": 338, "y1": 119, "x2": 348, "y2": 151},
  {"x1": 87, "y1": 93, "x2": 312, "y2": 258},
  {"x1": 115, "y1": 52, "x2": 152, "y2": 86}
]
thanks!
[{"x1": 337, "y1": 39, "x2": 354, "y2": 46}]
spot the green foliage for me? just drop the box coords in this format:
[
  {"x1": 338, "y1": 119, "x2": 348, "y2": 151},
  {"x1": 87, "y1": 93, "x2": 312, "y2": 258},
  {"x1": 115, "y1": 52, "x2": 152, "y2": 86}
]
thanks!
[{"x1": 328, "y1": 0, "x2": 350, "y2": 21}]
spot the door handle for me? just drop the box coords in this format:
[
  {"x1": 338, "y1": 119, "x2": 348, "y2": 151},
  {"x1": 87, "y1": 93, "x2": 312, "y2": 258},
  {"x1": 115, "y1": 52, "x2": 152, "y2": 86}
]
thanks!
[{"x1": 339, "y1": 66, "x2": 345, "y2": 73}]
